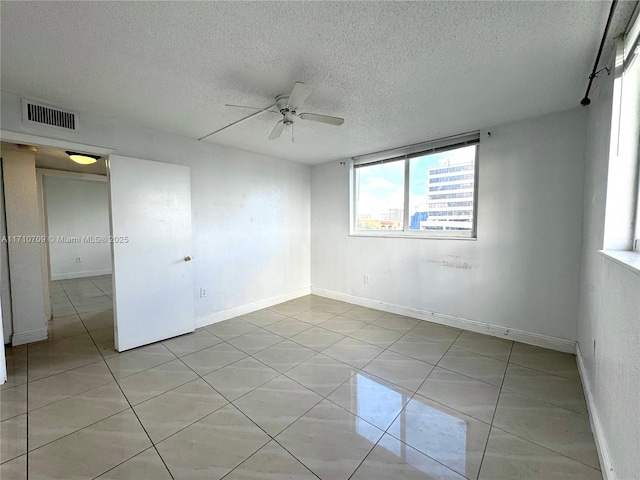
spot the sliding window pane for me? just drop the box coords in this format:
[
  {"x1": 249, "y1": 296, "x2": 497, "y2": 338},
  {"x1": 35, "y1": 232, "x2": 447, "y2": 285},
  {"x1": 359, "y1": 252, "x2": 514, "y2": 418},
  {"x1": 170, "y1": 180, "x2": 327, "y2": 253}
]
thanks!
[
  {"x1": 409, "y1": 145, "x2": 476, "y2": 232},
  {"x1": 354, "y1": 160, "x2": 405, "y2": 231}
]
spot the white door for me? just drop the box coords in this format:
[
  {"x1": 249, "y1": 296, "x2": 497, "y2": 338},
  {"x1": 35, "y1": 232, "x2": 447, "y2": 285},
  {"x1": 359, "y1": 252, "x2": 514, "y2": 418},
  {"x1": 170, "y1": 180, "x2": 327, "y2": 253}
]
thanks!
[{"x1": 108, "y1": 155, "x2": 194, "y2": 352}]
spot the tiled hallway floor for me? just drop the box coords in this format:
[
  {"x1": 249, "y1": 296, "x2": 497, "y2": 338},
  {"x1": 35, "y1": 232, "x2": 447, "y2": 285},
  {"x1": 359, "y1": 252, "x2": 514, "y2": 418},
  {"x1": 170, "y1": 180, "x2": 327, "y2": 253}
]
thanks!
[{"x1": 1, "y1": 277, "x2": 601, "y2": 479}]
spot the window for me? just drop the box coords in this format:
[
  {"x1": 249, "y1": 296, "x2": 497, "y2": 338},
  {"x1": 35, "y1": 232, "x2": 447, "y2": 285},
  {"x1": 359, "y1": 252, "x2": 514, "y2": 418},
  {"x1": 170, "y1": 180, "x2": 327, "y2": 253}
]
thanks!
[
  {"x1": 351, "y1": 133, "x2": 479, "y2": 238},
  {"x1": 604, "y1": 10, "x2": 640, "y2": 253}
]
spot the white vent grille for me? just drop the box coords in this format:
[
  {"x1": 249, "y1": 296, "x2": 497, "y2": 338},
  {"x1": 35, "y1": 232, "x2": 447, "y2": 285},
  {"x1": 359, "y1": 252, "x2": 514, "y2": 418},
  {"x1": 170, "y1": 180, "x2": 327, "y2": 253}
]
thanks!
[{"x1": 22, "y1": 99, "x2": 77, "y2": 130}]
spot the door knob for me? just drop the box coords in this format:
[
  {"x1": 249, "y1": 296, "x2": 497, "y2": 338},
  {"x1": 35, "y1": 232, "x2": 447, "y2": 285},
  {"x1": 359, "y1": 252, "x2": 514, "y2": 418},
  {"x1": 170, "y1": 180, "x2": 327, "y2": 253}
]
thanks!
[{"x1": 184, "y1": 256, "x2": 192, "y2": 262}]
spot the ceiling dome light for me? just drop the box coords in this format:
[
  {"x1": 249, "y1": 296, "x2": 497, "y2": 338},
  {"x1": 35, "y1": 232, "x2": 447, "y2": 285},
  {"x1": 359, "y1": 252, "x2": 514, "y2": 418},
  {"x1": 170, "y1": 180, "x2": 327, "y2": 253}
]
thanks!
[{"x1": 66, "y1": 151, "x2": 100, "y2": 165}]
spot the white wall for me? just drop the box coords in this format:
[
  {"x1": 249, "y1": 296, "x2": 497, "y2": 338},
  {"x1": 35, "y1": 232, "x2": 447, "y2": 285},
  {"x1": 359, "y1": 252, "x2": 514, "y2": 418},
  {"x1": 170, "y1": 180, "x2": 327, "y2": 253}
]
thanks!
[
  {"x1": 311, "y1": 108, "x2": 587, "y2": 349},
  {"x1": 1, "y1": 147, "x2": 48, "y2": 345},
  {"x1": 0, "y1": 293, "x2": 5, "y2": 384},
  {"x1": 1, "y1": 91, "x2": 311, "y2": 323},
  {"x1": 577, "y1": 53, "x2": 640, "y2": 480},
  {"x1": 0, "y1": 163, "x2": 13, "y2": 343},
  {"x1": 45, "y1": 176, "x2": 112, "y2": 280}
]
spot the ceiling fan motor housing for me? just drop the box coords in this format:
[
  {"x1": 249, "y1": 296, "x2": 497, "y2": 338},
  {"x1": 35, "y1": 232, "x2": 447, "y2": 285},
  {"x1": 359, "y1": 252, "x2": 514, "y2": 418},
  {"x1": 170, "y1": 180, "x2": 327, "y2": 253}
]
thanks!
[{"x1": 276, "y1": 95, "x2": 295, "y2": 124}]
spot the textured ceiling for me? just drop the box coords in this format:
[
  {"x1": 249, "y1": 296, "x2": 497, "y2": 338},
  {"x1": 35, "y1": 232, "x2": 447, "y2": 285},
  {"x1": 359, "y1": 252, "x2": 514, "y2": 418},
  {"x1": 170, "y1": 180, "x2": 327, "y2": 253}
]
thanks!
[{"x1": 0, "y1": 1, "x2": 635, "y2": 164}]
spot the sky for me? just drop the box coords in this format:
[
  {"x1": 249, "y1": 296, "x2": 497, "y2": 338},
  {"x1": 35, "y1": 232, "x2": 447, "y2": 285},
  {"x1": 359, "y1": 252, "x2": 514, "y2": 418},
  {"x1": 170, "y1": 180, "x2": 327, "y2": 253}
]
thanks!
[{"x1": 355, "y1": 146, "x2": 476, "y2": 219}]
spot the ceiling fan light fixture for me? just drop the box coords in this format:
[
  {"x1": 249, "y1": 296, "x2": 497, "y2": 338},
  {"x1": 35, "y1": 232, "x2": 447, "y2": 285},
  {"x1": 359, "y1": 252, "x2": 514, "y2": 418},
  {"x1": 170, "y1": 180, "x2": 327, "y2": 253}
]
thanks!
[{"x1": 66, "y1": 151, "x2": 100, "y2": 165}]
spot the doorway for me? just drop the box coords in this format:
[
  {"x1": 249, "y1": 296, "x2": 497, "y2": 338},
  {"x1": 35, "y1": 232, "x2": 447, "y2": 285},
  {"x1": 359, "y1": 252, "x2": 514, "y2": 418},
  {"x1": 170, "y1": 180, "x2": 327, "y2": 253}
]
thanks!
[
  {"x1": 39, "y1": 166, "x2": 116, "y2": 350},
  {"x1": 0, "y1": 135, "x2": 195, "y2": 388}
]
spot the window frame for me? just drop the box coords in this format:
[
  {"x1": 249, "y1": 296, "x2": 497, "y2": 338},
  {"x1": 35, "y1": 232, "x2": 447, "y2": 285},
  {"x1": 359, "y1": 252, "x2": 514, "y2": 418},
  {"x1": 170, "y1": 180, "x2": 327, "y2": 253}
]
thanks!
[
  {"x1": 604, "y1": 8, "x2": 640, "y2": 254},
  {"x1": 629, "y1": 28, "x2": 640, "y2": 253},
  {"x1": 349, "y1": 133, "x2": 480, "y2": 240}
]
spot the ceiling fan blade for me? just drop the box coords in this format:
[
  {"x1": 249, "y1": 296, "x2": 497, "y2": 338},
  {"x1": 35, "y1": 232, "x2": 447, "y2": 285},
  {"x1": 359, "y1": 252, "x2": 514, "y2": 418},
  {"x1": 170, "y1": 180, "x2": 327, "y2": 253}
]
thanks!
[
  {"x1": 269, "y1": 120, "x2": 285, "y2": 140},
  {"x1": 298, "y1": 113, "x2": 344, "y2": 126},
  {"x1": 225, "y1": 104, "x2": 280, "y2": 114},
  {"x1": 225, "y1": 103, "x2": 264, "y2": 110},
  {"x1": 287, "y1": 82, "x2": 312, "y2": 109},
  {"x1": 199, "y1": 103, "x2": 276, "y2": 141}
]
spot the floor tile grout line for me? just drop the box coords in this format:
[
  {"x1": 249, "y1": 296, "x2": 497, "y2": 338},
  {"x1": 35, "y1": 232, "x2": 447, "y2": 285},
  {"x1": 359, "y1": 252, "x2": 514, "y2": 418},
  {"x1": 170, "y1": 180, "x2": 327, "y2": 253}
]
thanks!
[
  {"x1": 83, "y1": 318, "x2": 176, "y2": 480},
  {"x1": 242, "y1": 329, "x2": 469, "y2": 480},
  {"x1": 498, "y1": 352, "x2": 591, "y2": 418},
  {"x1": 204, "y1": 367, "x2": 329, "y2": 480},
  {"x1": 0, "y1": 389, "x2": 28, "y2": 422},
  {"x1": 385, "y1": 342, "x2": 488, "y2": 479},
  {"x1": 427, "y1": 362, "x2": 505, "y2": 389},
  {"x1": 0, "y1": 451, "x2": 26, "y2": 467},
  {"x1": 175, "y1": 355, "x2": 244, "y2": 404},
  {"x1": 361, "y1": 326, "x2": 520, "y2": 478},
  {"x1": 119, "y1": 356, "x2": 236, "y2": 451},
  {"x1": 103, "y1": 347, "x2": 179, "y2": 381},
  {"x1": 422, "y1": 328, "x2": 464, "y2": 378},
  {"x1": 506, "y1": 358, "x2": 583, "y2": 383},
  {"x1": 248, "y1": 347, "x2": 355, "y2": 396},
  {"x1": 116, "y1": 369, "x2": 202, "y2": 408},
  {"x1": 25, "y1": 358, "x2": 107, "y2": 388},
  {"x1": 57, "y1": 278, "x2": 112, "y2": 314},
  {"x1": 154, "y1": 338, "x2": 311, "y2": 457},
  {"x1": 25, "y1": 321, "x2": 31, "y2": 478},
  {"x1": 274, "y1": 320, "x2": 347, "y2": 348},
  {"x1": 89, "y1": 276, "x2": 112, "y2": 298},
  {"x1": 203, "y1": 362, "x2": 327, "y2": 476},
  {"x1": 487, "y1": 423, "x2": 604, "y2": 472},
  {"x1": 351, "y1": 320, "x2": 464, "y2": 393},
  {"x1": 160, "y1": 333, "x2": 225, "y2": 361},
  {"x1": 497, "y1": 385, "x2": 589, "y2": 417},
  {"x1": 235, "y1": 339, "x2": 340, "y2": 399},
  {"x1": 198, "y1": 319, "x2": 461, "y2": 393},
  {"x1": 24, "y1": 369, "x2": 114, "y2": 414},
  {"x1": 27, "y1": 294, "x2": 158, "y2": 479},
  {"x1": 475, "y1": 340, "x2": 515, "y2": 479},
  {"x1": 27, "y1": 284, "x2": 103, "y2": 416},
  {"x1": 425, "y1": 330, "x2": 512, "y2": 390},
  {"x1": 434, "y1": 341, "x2": 511, "y2": 362},
  {"x1": 231, "y1": 396, "x2": 323, "y2": 470},
  {"x1": 212, "y1": 330, "x2": 432, "y2": 474},
  {"x1": 25, "y1": 406, "x2": 131, "y2": 455},
  {"x1": 218, "y1": 435, "x2": 322, "y2": 480},
  {"x1": 28, "y1": 328, "x2": 94, "y2": 350},
  {"x1": 264, "y1": 439, "x2": 324, "y2": 480},
  {"x1": 488, "y1": 388, "x2": 592, "y2": 421},
  {"x1": 88, "y1": 446, "x2": 160, "y2": 480},
  {"x1": 390, "y1": 329, "x2": 499, "y2": 430},
  {"x1": 345, "y1": 334, "x2": 469, "y2": 480}
]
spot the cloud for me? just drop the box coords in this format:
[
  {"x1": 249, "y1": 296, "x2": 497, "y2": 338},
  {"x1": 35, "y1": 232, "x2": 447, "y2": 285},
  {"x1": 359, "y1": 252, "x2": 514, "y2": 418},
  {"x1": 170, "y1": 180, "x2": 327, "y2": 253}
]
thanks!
[{"x1": 366, "y1": 177, "x2": 399, "y2": 189}]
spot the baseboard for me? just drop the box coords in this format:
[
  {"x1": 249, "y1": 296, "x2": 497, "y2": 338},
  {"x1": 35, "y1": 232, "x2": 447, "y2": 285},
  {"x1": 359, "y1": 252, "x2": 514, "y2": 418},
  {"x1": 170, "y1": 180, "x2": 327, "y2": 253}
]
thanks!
[
  {"x1": 12, "y1": 327, "x2": 48, "y2": 346},
  {"x1": 311, "y1": 288, "x2": 576, "y2": 354},
  {"x1": 576, "y1": 344, "x2": 615, "y2": 480},
  {"x1": 51, "y1": 269, "x2": 112, "y2": 281},
  {"x1": 195, "y1": 287, "x2": 312, "y2": 329}
]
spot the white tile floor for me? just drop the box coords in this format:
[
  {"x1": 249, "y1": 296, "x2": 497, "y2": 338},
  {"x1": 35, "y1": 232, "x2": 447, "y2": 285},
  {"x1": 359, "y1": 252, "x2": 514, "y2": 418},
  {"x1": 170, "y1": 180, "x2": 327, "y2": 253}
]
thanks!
[{"x1": 0, "y1": 276, "x2": 601, "y2": 479}]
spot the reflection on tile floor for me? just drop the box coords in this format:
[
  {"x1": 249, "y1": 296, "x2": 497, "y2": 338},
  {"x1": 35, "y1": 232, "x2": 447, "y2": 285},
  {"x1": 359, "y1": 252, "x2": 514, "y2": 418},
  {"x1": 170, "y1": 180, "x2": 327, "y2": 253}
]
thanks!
[{"x1": 0, "y1": 276, "x2": 601, "y2": 479}]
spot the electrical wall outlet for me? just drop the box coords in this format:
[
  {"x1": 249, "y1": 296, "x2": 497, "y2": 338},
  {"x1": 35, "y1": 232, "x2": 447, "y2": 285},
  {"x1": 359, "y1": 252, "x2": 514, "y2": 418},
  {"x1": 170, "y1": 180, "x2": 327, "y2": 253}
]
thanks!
[
  {"x1": 364, "y1": 274, "x2": 370, "y2": 284},
  {"x1": 199, "y1": 287, "x2": 207, "y2": 298},
  {"x1": 75, "y1": 257, "x2": 81, "y2": 263}
]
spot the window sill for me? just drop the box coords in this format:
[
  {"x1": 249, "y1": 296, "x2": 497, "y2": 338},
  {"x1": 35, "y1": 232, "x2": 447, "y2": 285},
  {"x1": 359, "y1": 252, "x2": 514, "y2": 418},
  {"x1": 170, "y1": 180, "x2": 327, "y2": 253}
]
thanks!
[
  {"x1": 598, "y1": 250, "x2": 640, "y2": 275},
  {"x1": 349, "y1": 233, "x2": 477, "y2": 241}
]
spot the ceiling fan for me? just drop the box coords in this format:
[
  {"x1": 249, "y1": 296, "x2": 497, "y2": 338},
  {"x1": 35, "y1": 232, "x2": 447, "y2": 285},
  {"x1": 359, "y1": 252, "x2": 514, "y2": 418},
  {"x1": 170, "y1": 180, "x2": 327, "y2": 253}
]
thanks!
[{"x1": 198, "y1": 82, "x2": 344, "y2": 142}]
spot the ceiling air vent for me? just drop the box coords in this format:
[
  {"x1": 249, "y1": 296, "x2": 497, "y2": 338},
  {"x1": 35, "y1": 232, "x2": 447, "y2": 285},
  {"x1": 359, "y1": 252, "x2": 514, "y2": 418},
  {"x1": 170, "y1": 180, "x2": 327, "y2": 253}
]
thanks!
[{"x1": 22, "y1": 99, "x2": 78, "y2": 131}]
